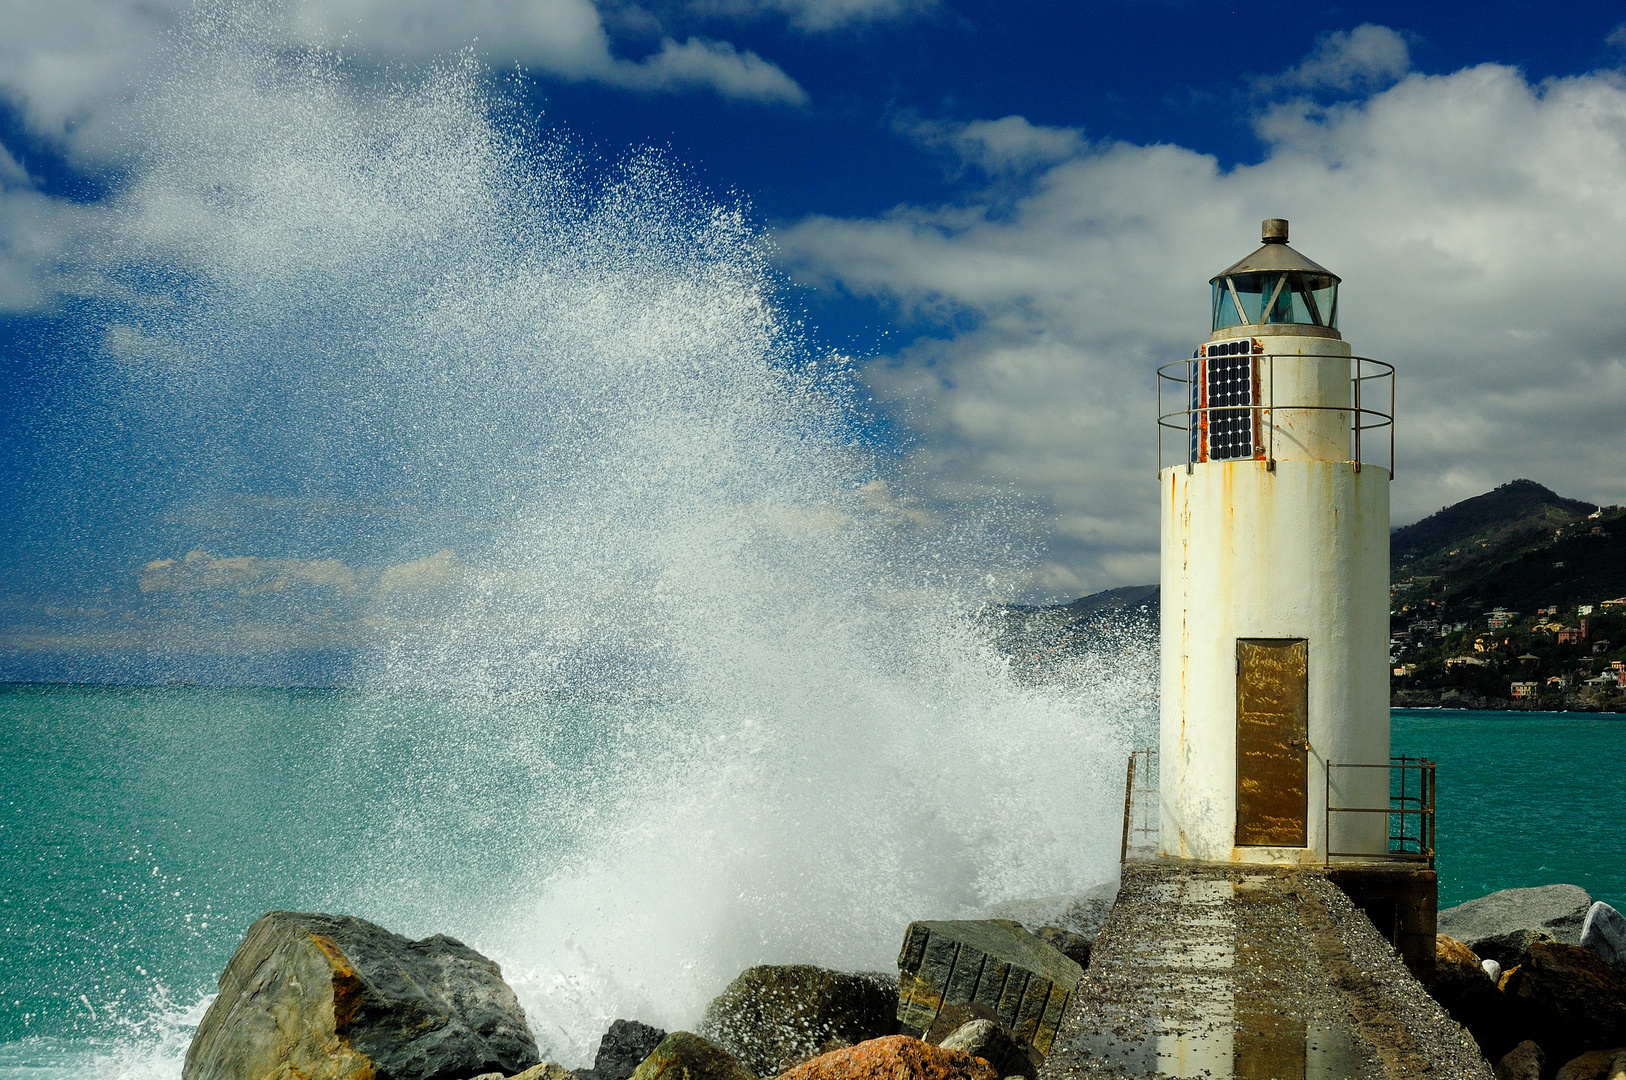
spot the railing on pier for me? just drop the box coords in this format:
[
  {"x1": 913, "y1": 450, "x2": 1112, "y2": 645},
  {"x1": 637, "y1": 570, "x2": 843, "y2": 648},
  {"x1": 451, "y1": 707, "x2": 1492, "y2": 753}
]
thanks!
[
  {"x1": 1120, "y1": 748, "x2": 1160, "y2": 862},
  {"x1": 1324, "y1": 756, "x2": 1436, "y2": 866}
]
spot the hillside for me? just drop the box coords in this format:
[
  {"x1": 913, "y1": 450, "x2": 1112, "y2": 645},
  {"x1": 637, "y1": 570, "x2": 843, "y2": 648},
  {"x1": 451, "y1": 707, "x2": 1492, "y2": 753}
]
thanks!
[
  {"x1": 994, "y1": 479, "x2": 1625, "y2": 709},
  {"x1": 1391, "y1": 479, "x2": 1597, "y2": 564}
]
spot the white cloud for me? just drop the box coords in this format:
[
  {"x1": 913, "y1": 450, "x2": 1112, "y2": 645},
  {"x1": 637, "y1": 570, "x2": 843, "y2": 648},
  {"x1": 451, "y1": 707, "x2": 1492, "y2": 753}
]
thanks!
[
  {"x1": 0, "y1": 0, "x2": 804, "y2": 166},
  {"x1": 604, "y1": 35, "x2": 806, "y2": 102},
  {"x1": 906, "y1": 114, "x2": 1085, "y2": 175},
  {"x1": 691, "y1": 0, "x2": 932, "y2": 32},
  {"x1": 778, "y1": 64, "x2": 1626, "y2": 596},
  {"x1": 1265, "y1": 24, "x2": 1412, "y2": 93}
]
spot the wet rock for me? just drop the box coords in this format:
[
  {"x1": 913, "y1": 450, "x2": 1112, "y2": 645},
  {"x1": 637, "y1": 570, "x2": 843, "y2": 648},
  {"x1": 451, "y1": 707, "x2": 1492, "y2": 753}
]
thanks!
[
  {"x1": 897, "y1": 920, "x2": 1082, "y2": 1057},
  {"x1": 1501, "y1": 942, "x2": 1626, "y2": 1063},
  {"x1": 1439, "y1": 884, "x2": 1593, "y2": 961},
  {"x1": 1431, "y1": 935, "x2": 1510, "y2": 1056},
  {"x1": 1553, "y1": 1048, "x2": 1626, "y2": 1080},
  {"x1": 627, "y1": 1032, "x2": 753, "y2": 1080},
  {"x1": 937, "y1": 1019, "x2": 1034, "y2": 1079},
  {"x1": 1031, "y1": 927, "x2": 1091, "y2": 970},
  {"x1": 698, "y1": 965, "x2": 897, "y2": 1076},
  {"x1": 1495, "y1": 1040, "x2": 1544, "y2": 1080},
  {"x1": 1583, "y1": 903, "x2": 1626, "y2": 973},
  {"x1": 576, "y1": 1020, "x2": 667, "y2": 1080},
  {"x1": 183, "y1": 911, "x2": 539, "y2": 1080},
  {"x1": 776, "y1": 1035, "x2": 998, "y2": 1080}
]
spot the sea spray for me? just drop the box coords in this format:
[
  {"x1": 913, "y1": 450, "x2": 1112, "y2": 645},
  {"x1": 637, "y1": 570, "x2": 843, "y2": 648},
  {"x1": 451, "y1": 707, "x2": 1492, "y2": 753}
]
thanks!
[{"x1": 34, "y1": 5, "x2": 1155, "y2": 1072}]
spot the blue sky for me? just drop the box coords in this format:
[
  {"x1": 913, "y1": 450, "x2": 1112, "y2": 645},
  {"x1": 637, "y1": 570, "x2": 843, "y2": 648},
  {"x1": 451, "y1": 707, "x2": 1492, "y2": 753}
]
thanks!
[{"x1": 4, "y1": 0, "x2": 1626, "y2": 682}]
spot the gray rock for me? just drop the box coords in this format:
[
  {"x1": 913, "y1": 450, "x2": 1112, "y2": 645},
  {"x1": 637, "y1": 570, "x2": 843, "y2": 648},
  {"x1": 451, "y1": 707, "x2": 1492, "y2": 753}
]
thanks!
[
  {"x1": 1439, "y1": 884, "x2": 1593, "y2": 953},
  {"x1": 698, "y1": 966, "x2": 898, "y2": 1076},
  {"x1": 575, "y1": 1020, "x2": 667, "y2": 1080},
  {"x1": 896, "y1": 919, "x2": 1082, "y2": 1058},
  {"x1": 938, "y1": 1019, "x2": 1035, "y2": 1079},
  {"x1": 1495, "y1": 1040, "x2": 1544, "y2": 1080},
  {"x1": 1583, "y1": 903, "x2": 1626, "y2": 972},
  {"x1": 183, "y1": 911, "x2": 539, "y2": 1080}
]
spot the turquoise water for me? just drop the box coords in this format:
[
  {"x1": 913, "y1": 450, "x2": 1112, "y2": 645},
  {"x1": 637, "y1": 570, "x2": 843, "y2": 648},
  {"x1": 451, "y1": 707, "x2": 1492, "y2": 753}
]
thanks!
[
  {"x1": 1392, "y1": 709, "x2": 1626, "y2": 910},
  {"x1": 0, "y1": 683, "x2": 634, "y2": 1077},
  {"x1": 1, "y1": 679, "x2": 1133, "y2": 1077}
]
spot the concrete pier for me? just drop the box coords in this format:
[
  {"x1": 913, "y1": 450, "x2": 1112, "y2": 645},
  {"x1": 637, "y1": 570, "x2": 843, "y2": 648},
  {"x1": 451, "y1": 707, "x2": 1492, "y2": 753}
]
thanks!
[{"x1": 1038, "y1": 863, "x2": 1491, "y2": 1080}]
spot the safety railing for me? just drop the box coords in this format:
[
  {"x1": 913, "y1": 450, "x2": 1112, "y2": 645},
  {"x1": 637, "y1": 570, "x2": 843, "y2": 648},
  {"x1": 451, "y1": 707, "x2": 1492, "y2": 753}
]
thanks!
[
  {"x1": 1324, "y1": 756, "x2": 1436, "y2": 866},
  {"x1": 1120, "y1": 748, "x2": 1160, "y2": 862},
  {"x1": 1156, "y1": 354, "x2": 1394, "y2": 475}
]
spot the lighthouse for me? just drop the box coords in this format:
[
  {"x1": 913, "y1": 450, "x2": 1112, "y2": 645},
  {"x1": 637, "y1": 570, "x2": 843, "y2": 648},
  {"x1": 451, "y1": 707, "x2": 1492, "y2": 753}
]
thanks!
[{"x1": 1157, "y1": 218, "x2": 1394, "y2": 866}]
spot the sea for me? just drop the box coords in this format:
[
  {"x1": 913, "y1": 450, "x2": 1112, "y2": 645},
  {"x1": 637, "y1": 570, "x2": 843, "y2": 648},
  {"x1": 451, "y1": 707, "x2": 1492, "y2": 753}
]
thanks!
[{"x1": 2, "y1": 687, "x2": 1619, "y2": 1078}]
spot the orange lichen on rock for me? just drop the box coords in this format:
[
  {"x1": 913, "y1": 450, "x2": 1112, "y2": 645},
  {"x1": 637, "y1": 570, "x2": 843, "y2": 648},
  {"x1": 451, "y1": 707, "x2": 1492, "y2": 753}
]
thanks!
[{"x1": 776, "y1": 1036, "x2": 998, "y2": 1080}]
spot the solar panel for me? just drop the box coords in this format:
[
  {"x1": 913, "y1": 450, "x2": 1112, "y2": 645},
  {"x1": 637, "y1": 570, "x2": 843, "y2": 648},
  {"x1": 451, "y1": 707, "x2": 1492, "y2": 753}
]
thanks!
[{"x1": 1190, "y1": 339, "x2": 1260, "y2": 463}]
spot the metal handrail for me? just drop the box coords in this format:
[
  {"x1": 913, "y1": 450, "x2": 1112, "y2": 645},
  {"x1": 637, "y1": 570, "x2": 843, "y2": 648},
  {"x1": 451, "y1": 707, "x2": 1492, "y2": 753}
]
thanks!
[
  {"x1": 1324, "y1": 756, "x2": 1436, "y2": 866},
  {"x1": 1156, "y1": 354, "x2": 1394, "y2": 476}
]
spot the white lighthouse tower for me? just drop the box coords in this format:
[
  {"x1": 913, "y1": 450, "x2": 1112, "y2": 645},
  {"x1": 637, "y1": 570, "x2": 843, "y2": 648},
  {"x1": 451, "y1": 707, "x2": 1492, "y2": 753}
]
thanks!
[{"x1": 1158, "y1": 218, "x2": 1393, "y2": 865}]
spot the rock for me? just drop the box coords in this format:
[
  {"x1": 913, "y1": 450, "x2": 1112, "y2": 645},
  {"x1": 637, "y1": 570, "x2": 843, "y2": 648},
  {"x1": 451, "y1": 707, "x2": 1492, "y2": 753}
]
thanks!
[
  {"x1": 627, "y1": 1032, "x2": 753, "y2": 1080},
  {"x1": 1495, "y1": 1040, "x2": 1544, "y2": 1080},
  {"x1": 698, "y1": 965, "x2": 898, "y2": 1076},
  {"x1": 1431, "y1": 935, "x2": 1510, "y2": 1055},
  {"x1": 985, "y1": 883, "x2": 1118, "y2": 943},
  {"x1": 1583, "y1": 903, "x2": 1626, "y2": 972},
  {"x1": 183, "y1": 911, "x2": 540, "y2": 1080},
  {"x1": 937, "y1": 1020, "x2": 1034, "y2": 1079},
  {"x1": 897, "y1": 920, "x2": 1081, "y2": 1057},
  {"x1": 1554, "y1": 1048, "x2": 1626, "y2": 1080},
  {"x1": 576, "y1": 1020, "x2": 667, "y2": 1080},
  {"x1": 1439, "y1": 884, "x2": 1593, "y2": 959},
  {"x1": 776, "y1": 1035, "x2": 999, "y2": 1080},
  {"x1": 1484, "y1": 959, "x2": 1504, "y2": 982},
  {"x1": 1031, "y1": 927, "x2": 1091, "y2": 970},
  {"x1": 1477, "y1": 929, "x2": 1560, "y2": 971},
  {"x1": 1501, "y1": 942, "x2": 1626, "y2": 1063}
]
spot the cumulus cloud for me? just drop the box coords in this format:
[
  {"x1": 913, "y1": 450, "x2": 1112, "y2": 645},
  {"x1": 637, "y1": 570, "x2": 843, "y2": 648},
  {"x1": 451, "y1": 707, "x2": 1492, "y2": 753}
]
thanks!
[
  {"x1": 904, "y1": 114, "x2": 1086, "y2": 175},
  {"x1": 0, "y1": 0, "x2": 804, "y2": 166},
  {"x1": 778, "y1": 61, "x2": 1626, "y2": 597},
  {"x1": 1263, "y1": 23, "x2": 1413, "y2": 93},
  {"x1": 375, "y1": 549, "x2": 471, "y2": 595},
  {"x1": 692, "y1": 0, "x2": 932, "y2": 31}
]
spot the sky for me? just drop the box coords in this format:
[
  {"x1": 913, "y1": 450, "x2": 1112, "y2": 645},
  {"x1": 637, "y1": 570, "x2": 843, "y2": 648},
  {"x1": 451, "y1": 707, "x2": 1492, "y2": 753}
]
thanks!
[{"x1": 4, "y1": 0, "x2": 1626, "y2": 683}]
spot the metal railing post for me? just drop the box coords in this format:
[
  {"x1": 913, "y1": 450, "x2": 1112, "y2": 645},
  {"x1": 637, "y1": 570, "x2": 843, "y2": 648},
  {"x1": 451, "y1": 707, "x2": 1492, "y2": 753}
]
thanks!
[{"x1": 1121, "y1": 751, "x2": 1137, "y2": 863}]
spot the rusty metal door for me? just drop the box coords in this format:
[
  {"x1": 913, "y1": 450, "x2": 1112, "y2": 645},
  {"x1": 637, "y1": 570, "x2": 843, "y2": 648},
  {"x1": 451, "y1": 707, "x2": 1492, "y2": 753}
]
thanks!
[{"x1": 1236, "y1": 638, "x2": 1309, "y2": 847}]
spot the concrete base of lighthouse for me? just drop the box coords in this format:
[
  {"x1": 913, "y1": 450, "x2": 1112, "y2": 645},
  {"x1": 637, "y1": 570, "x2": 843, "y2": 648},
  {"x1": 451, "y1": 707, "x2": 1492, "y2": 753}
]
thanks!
[{"x1": 1159, "y1": 457, "x2": 1391, "y2": 864}]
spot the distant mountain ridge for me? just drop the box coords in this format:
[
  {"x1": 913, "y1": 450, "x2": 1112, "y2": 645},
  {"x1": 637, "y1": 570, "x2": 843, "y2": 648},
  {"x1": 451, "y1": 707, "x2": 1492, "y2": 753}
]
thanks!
[{"x1": 1391, "y1": 479, "x2": 1597, "y2": 564}]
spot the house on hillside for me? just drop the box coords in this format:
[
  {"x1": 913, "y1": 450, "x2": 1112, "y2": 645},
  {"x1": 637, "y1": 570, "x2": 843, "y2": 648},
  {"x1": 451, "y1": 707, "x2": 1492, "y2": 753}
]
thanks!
[
  {"x1": 1510, "y1": 681, "x2": 1539, "y2": 699},
  {"x1": 1487, "y1": 608, "x2": 1518, "y2": 629},
  {"x1": 1557, "y1": 626, "x2": 1587, "y2": 645},
  {"x1": 1446, "y1": 655, "x2": 1488, "y2": 668}
]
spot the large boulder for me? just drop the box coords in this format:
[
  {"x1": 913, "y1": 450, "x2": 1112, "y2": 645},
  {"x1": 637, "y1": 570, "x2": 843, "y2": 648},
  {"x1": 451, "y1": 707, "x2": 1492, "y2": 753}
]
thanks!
[
  {"x1": 1031, "y1": 927, "x2": 1091, "y2": 970},
  {"x1": 1440, "y1": 885, "x2": 1593, "y2": 964},
  {"x1": 183, "y1": 912, "x2": 539, "y2": 1080},
  {"x1": 776, "y1": 1035, "x2": 998, "y2": 1080},
  {"x1": 1583, "y1": 903, "x2": 1626, "y2": 973},
  {"x1": 698, "y1": 965, "x2": 897, "y2": 1076},
  {"x1": 1476, "y1": 929, "x2": 1560, "y2": 972},
  {"x1": 896, "y1": 920, "x2": 1082, "y2": 1057},
  {"x1": 576, "y1": 1020, "x2": 667, "y2": 1080},
  {"x1": 627, "y1": 1032, "x2": 753, "y2": 1080},
  {"x1": 1431, "y1": 935, "x2": 1513, "y2": 1057},
  {"x1": 1501, "y1": 942, "x2": 1626, "y2": 1063}
]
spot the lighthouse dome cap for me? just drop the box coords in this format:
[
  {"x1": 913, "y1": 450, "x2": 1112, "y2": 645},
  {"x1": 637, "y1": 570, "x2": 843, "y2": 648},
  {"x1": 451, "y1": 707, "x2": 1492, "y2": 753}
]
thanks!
[{"x1": 1210, "y1": 218, "x2": 1340, "y2": 285}]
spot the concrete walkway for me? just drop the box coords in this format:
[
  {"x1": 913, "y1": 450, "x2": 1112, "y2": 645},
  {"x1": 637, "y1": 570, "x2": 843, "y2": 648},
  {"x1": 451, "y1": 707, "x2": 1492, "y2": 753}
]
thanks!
[{"x1": 1039, "y1": 863, "x2": 1492, "y2": 1080}]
